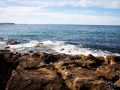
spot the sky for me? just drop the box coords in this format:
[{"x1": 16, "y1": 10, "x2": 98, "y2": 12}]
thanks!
[{"x1": 0, "y1": 0, "x2": 120, "y2": 25}]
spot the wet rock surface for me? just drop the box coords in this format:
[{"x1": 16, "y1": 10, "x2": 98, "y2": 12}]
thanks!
[
  {"x1": 6, "y1": 40, "x2": 19, "y2": 45},
  {"x1": 0, "y1": 50, "x2": 120, "y2": 90}
]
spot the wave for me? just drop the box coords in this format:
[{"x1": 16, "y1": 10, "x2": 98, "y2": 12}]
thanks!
[
  {"x1": 41, "y1": 40, "x2": 120, "y2": 57},
  {"x1": 0, "y1": 41, "x2": 6, "y2": 45},
  {"x1": 0, "y1": 40, "x2": 120, "y2": 57},
  {"x1": 8, "y1": 40, "x2": 39, "y2": 52}
]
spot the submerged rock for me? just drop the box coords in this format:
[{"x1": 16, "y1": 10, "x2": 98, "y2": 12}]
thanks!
[
  {"x1": 6, "y1": 40, "x2": 19, "y2": 45},
  {"x1": 35, "y1": 43, "x2": 43, "y2": 47}
]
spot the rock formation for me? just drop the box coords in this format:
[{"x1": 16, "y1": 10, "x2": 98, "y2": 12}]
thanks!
[
  {"x1": 0, "y1": 50, "x2": 120, "y2": 90},
  {"x1": 6, "y1": 40, "x2": 19, "y2": 45}
]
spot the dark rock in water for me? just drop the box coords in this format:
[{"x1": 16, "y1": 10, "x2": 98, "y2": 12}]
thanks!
[
  {"x1": 61, "y1": 48, "x2": 64, "y2": 51},
  {"x1": 4, "y1": 46, "x2": 10, "y2": 50},
  {"x1": 6, "y1": 40, "x2": 19, "y2": 45},
  {"x1": 35, "y1": 43, "x2": 43, "y2": 47}
]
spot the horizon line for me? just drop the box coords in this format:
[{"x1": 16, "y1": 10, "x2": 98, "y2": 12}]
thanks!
[{"x1": 16, "y1": 23, "x2": 120, "y2": 26}]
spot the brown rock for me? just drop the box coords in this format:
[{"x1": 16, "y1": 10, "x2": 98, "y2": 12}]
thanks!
[
  {"x1": 5, "y1": 70, "x2": 32, "y2": 90},
  {"x1": 0, "y1": 50, "x2": 19, "y2": 90},
  {"x1": 96, "y1": 56, "x2": 105, "y2": 62},
  {"x1": 78, "y1": 54, "x2": 86, "y2": 60},
  {"x1": 31, "y1": 51, "x2": 58, "y2": 63},
  {"x1": 55, "y1": 63, "x2": 114, "y2": 90},
  {"x1": 74, "y1": 60, "x2": 86, "y2": 68},
  {"x1": 4, "y1": 46, "x2": 10, "y2": 50},
  {"x1": 6, "y1": 59, "x2": 69, "y2": 90},
  {"x1": 114, "y1": 79, "x2": 120, "y2": 88},
  {"x1": 54, "y1": 55, "x2": 114, "y2": 90},
  {"x1": 105, "y1": 55, "x2": 116, "y2": 65},
  {"x1": 1, "y1": 50, "x2": 119, "y2": 90},
  {"x1": 17, "y1": 56, "x2": 45, "y2": 70},
  {"x1": 85, "y1": 54, "x2": 96, "y2": 60},
  {"x1": 35, "y1": 43, "x2": 43, "y2": 47},
  {"x1": 82, "y1": 54, "x2": 103, "y2": 70},
  {"x1": 96, "y1": 64, "x2": 120, "y2": 82},
  {"x1": 5, "y1": 52, "x2": 70, "y2": 90}
]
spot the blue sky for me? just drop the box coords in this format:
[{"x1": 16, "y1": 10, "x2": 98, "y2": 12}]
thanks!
[{"x1": 0, "y1": 0, "x2": 120, "y2": 25}]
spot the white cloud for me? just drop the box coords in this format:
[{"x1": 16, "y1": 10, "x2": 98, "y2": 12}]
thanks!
[
  {"x1": 81, "y1": 10, "x2": 93, "y2": 13},
  {"x1": 0, "y1": 14, "x2": 11, "y2": 19},
  {"x1": 1, "y1": 10, "x2": 119, "y2": 25},
  {"x1": 104, "y1": 12, "x2": 112, "y2": 14},
  {"x1": 0, "y1": 6, "x2": 45, "y2": 16},
  {"x1": 30, "y1": 11, "x2": 120, "y2": 24},
  {"x1": 0, "y1": 0, "x2": 120, "y2": 25},
  {"x1": 5, "y1": 0, "x2": 120, "y2": 9}
]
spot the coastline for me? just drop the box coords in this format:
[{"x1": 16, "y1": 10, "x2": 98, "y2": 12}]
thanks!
[
  {"x1": 0, "y1": 23, "x2": 15, "y2": 25},
  {"x1": 0, "y1": 50, "x2": 120, "y2": 90}
]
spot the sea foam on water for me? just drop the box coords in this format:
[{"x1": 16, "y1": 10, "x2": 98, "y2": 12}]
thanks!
[{"x1": 0, "y1": 39, "x2": 120, "y2": 57}]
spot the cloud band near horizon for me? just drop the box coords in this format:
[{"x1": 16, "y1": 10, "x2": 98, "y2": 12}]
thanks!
[{"x1": 0, "y1": 0, "x2": 120, "y2": 25}]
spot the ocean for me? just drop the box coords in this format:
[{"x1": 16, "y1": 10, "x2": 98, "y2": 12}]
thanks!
[{"x1": 0, "y1": 24, "x2": 120, "y2": 57}]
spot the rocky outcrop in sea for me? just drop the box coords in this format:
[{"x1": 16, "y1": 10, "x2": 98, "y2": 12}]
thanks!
[{"x1": 0, "y1": 50, "x2": 120, "y2": 90}]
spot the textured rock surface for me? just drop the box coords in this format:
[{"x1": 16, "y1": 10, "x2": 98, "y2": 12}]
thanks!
[
  {"x1": 5, "y1": 51, "x2": 69, "y2": 90},
  {"x1": 0, "y1": 50, "x2": 20, "y2": 90},
  {"x1": 0, "y1": 50, "x2": 120, "y2": 90}
]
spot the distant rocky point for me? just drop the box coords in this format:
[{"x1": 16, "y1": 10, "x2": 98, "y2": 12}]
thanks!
[{"x1": 0, "y1": 23, "x2": 15, "y2": 25}]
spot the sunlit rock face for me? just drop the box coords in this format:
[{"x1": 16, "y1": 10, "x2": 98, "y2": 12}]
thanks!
[{"x1": 0, "y1": 50, "x2": 120, "y2": 90}]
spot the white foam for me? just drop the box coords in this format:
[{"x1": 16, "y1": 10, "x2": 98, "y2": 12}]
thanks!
[
  {"x1": 0, "y1": 41, "x2": 6, "y2": 45},
  {"x1": 9, "y1": 40, "x2": 39, "y2": 50},
  {"x1": 41, "y1": 40, "x2": 120, "y2": 57},
  {"x1": 6, "y1": 40, "x2": 120, "y2": 57}
]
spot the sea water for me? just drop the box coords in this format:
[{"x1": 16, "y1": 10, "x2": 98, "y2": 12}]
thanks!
[{"x1": 0, "y1": 24, "x2": 120, "y2": 56}]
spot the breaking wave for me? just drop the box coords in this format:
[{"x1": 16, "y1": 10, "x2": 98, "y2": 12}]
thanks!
[{"x1": 0, "y1": 40, "x2": 118, "y2": 57}]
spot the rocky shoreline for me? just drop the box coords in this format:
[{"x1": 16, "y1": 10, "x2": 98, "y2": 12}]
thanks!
[{"x1": 0, "y1": 50, "x2": 120, "y2": 90}]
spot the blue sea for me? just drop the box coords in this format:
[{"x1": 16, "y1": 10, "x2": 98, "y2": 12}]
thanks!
[{"x1": 0, "y1": 24, "x2": 120, "y2": 56}]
